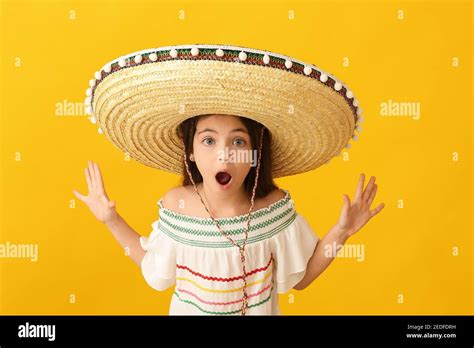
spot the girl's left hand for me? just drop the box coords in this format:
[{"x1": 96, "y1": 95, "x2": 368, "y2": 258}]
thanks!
[{"x1": 337, "y1": 173, "x2": 385, "y2": 238}]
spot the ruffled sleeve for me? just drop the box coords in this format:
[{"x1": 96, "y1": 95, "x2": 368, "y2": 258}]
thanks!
[
  {"x1": 140, "y1": 219, "x2": 177, "y2": 291},
  {"x1": 270, "y1": 213, "x2": 319, "y2": 294}
]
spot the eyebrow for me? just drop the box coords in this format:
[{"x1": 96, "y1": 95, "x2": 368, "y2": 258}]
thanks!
[{"x1": 197, "y1": 128, "x2": 249, "y2": 135}]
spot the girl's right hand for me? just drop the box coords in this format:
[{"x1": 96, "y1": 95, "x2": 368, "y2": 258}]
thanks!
[{"x1": 73, "y1": 160, "x2": 118, "y2": 224}]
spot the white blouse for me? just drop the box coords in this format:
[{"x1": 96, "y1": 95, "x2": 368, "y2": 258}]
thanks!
[{"x1": 139, "y1": 189, "x2": 319, "y2": 315}]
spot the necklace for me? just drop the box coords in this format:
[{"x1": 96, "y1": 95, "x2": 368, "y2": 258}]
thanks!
[{"x1": 183, "y1": 126, "x2": 265, "y2": 315}]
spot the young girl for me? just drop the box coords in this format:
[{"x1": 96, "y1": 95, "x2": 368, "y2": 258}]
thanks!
[
  {"x1": 73, "y1": 112, "x2": 384, "y2": 315},
  {"x1": 75, "y1": 44, "x2": 385, "y2": 315}
]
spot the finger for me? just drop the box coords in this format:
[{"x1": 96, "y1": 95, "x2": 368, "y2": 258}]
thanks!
[
  {"x1": 88, "y1": 160, "x2": 96, "y2": 189},
  {"x1": 362, "y1": 176, "x2": 376, "y2": 202},
  {"x1": 85, "y1": 167, "x2": 93, "y2": 191},
  {"x1": 366, "y1": 184, "x2": 378, "y2": 207},
  {"x1": 93, "y1": 162, "x2": 106, "y2": 194},
  {"x1": 353, "y1": 173, "x2": 365, "y2": 202},
  {"x1": 73, "y1": 189, "x2": 87, "y2": 203},
  {"x1": 370, "y1": 203, "x2": 385, "y2": 217},
  {"x1": 341, "y1": 193, "x2": 350, "y2": 217}
]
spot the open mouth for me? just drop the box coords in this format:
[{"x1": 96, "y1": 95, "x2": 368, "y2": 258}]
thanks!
[{"x1": 215, "y1": 171, "x2": 232, "y2": 186}]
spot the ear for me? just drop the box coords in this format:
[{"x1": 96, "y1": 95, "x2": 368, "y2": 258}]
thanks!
[{"x1": 189, "y1": 153, "x2": 195, "y2": 161}]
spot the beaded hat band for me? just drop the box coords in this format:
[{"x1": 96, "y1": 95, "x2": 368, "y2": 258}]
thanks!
[{"x1": 85, "y1": 44, "x2": 363, "y2": 178}]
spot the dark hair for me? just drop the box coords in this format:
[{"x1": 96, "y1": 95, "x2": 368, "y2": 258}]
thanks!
[{"x1": 178, "y1": 114, "x2": 278, "y2": 199}]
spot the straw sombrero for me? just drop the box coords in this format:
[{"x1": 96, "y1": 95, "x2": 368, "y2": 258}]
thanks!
[{"x1": 84, "y1": 43, "x2": 363, "y2": 178}]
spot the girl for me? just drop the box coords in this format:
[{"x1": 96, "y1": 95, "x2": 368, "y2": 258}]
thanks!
[
  {"x1": 76, "y1": 44, "x2": 384, "y2": 315},
  {"x1": 73, "y1": 113, "x2": 384, "y2": 315}
]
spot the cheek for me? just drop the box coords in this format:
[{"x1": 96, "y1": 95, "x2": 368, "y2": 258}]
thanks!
[
  {"x1": 193, "y1": 147, "x2": 215, "y2": 173},
  {"x1": 233, "y1": 163, "x2": 252, "y2": 180}
]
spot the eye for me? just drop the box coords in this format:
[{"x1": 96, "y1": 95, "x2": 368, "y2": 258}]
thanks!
[
  {"x1": 202, "y1": 137, "x2": 215, "y2": 146},
  {"x1": 233, "y1": 138, "x2": 246, "y2": 146}
]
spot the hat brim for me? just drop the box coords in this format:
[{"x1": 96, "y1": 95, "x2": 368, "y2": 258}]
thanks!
[{"x1": 87, "y1": 44, "x2": 361, "y2": 178}]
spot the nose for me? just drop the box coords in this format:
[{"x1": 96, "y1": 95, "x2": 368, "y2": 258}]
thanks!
[
  {"x1": 216, "y1": 144, "x2": 230, "y2": 164},
  {"x1": 216, "y1": 138, "x2": 242, "y2": 164}
]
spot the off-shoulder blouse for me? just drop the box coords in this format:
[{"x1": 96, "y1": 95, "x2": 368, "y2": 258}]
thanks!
[{"x1": 140, "y1": 189, "x2": 319, "y2": 315}]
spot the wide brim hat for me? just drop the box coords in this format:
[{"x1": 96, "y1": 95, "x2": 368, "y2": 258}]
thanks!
[{"x1": 84, "y1": 43, "x2": 363, "y2": 178}]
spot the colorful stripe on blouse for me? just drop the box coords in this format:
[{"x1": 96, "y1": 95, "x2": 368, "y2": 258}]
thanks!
[{"x1": 173, "y1": 255, "x2": 275, "y2": 315}]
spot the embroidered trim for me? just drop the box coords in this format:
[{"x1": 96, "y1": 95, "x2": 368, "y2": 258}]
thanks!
[
  {"x1": 174, "y1": 256, "x2": 275, "y2": 313},
  {"x1": 177, "y1": 255, "x2": 273, "y2": 282},
  {"x1": 177, "y1": 282, "x2": 272, "y2": 306},
  {"x1": 176, "y1": 270, "x2": 273, "y2": 294},
  {"x1": 160, "y1": 206, "x2": 294, "y2": 237},
  {"x1": 158, "y1": 189, "x2": 291, "y2": 226},
  {"x1": 157, "y1": 212, "x2": 297, "y2": 248},
  {"x1": 173, "y1": 284, "x2": 274, "y2": 315}
]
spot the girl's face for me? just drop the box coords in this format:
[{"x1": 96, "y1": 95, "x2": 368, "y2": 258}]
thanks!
[{"x1": 192, "y1": 114, "x2": 253, "y2": 192}]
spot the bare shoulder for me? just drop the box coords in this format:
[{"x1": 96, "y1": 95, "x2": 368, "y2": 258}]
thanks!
[
  {"x1": 255, "y1": 188, "x2": 287, "y2": 210},
  {"x1": 161, "y1": 186, "x2": 287, "y2": 214},
  {"x1": 161, "y1": 186, "x2": 190, "y2": 211}
]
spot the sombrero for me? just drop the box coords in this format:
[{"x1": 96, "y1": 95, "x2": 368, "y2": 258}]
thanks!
[{"x1": 84, "y1": 43, "x2": 363, "y2": 178}]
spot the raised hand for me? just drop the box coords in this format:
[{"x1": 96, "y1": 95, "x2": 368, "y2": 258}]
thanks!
[
  {"x1": 337, "y1": 173, "x2": 385, "y2": 238},
  {"x1": 73, "y1": 160, "x2": 118, "y2": 224}
]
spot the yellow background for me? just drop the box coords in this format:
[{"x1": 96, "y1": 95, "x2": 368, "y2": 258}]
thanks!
[{"x1": 0, "y1": 0, "x2": 472, "y2": 315}]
